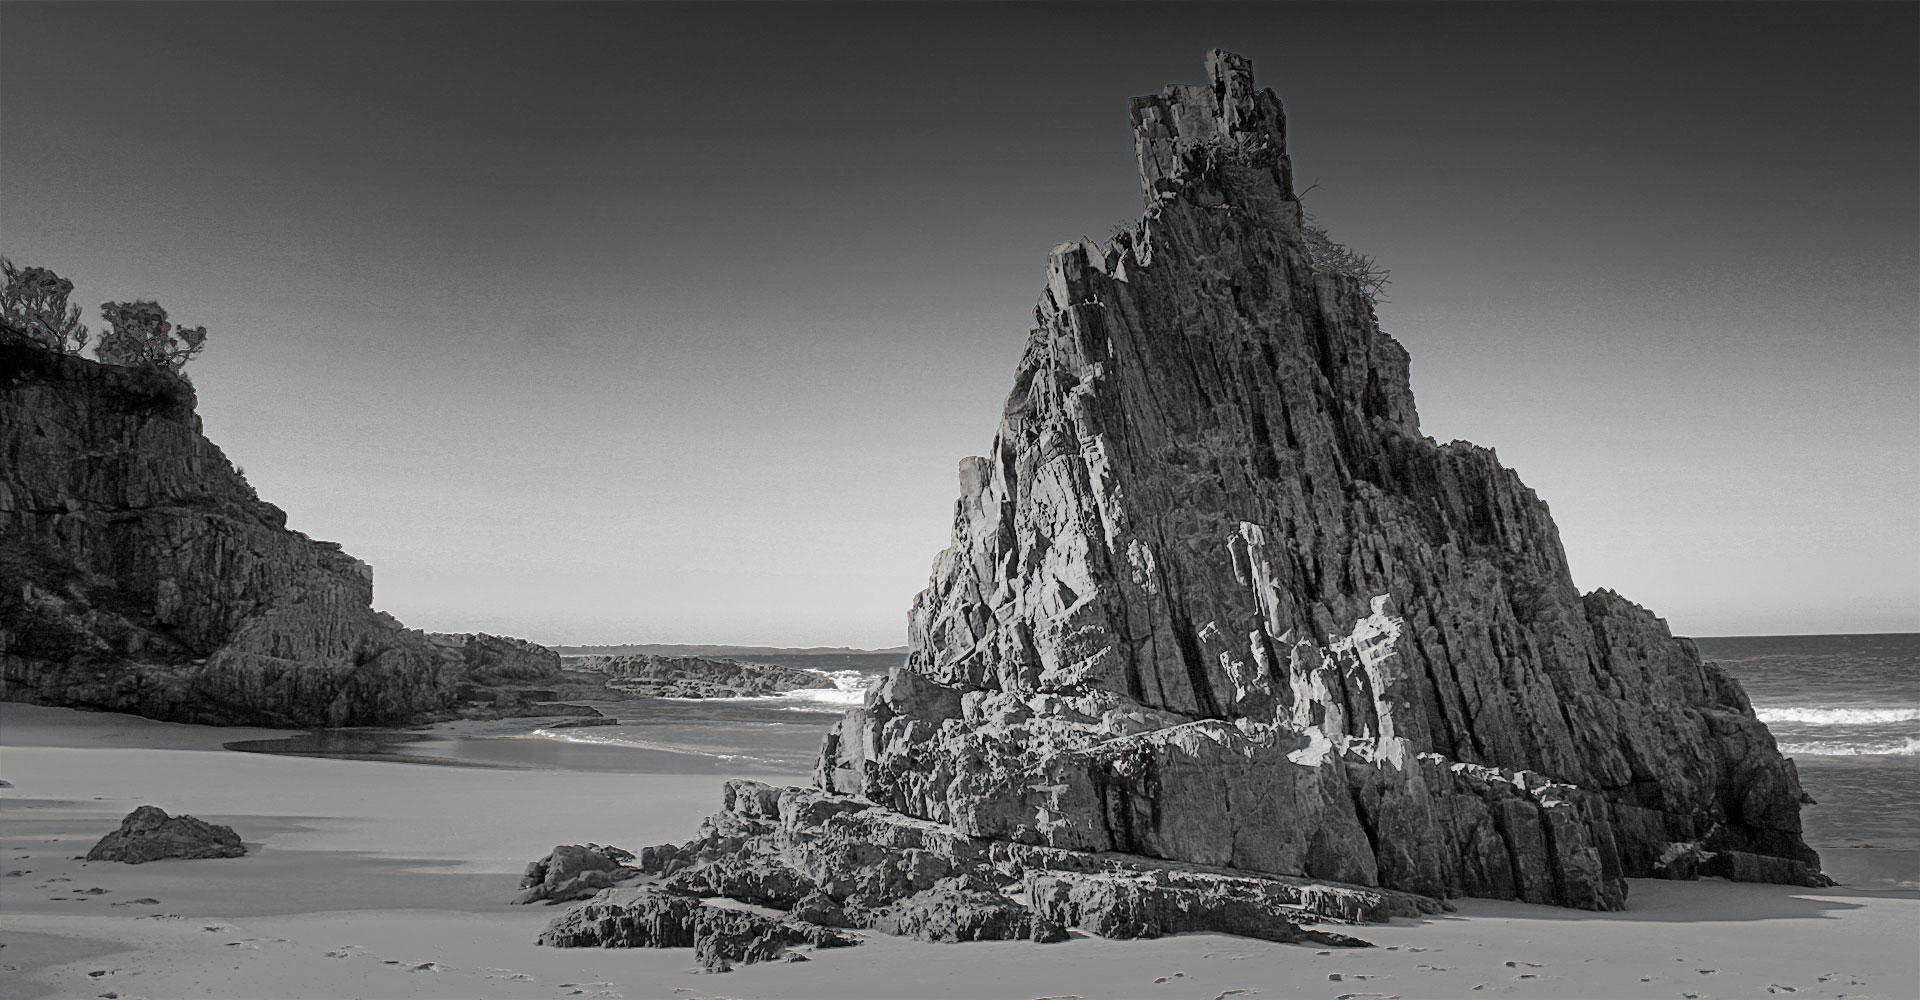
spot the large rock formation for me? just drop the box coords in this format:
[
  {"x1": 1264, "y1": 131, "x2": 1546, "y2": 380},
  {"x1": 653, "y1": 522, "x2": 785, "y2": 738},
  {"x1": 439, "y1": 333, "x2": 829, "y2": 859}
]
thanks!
[
  {"x1": 530, "y1": 50, "x2": 1825, "y2": 974},
  {"x1": 0, "y1": 336, "x2": 554, "y2": 727},
  {"x1": 816, "y1": 50, "x2": 1825, "y2": 906}
]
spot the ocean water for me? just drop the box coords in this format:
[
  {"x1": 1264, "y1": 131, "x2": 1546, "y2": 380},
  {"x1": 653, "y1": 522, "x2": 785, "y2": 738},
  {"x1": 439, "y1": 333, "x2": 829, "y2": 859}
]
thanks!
[
  {"x1": 1696, "y1": 633, "x2": 1919, "y2": 889},
  {"x1": 228, "y1": 668, "x2": 880, "y2": 775},
  {"x1": 229, "y1": 637, "x2": 1917, "y2": 888}
]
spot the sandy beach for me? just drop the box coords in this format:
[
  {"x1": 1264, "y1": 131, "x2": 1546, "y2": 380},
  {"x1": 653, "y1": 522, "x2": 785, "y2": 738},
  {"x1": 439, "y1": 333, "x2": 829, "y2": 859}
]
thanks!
[{"x1": 0, "y1": 703, "x2": 1912, "y2": 1000}]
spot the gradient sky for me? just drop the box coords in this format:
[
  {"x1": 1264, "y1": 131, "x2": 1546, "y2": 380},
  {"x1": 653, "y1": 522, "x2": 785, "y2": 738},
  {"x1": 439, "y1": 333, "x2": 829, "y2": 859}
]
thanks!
[{"x1": 4, "y1": 2, "x2": 1914, "y2": 647}]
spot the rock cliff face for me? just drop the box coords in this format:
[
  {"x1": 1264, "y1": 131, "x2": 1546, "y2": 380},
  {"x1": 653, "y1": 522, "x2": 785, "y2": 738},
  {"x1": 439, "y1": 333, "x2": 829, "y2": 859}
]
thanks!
[
  {"x1": 526, "y1": 52, "x2": 1828, "y2": 975},
  {"x1": 0, "y1": 337, "x2": 549, "y2": 727},
  {"x1": 814, "y1": 50, "x2": 1825, "y2": 908}
]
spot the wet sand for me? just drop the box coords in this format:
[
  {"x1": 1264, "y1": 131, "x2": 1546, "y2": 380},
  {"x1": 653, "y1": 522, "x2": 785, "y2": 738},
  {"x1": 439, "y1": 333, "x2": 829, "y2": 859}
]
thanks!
[{"x1": 3, "y1": 702, "x2": 1916, "y2": 1000}]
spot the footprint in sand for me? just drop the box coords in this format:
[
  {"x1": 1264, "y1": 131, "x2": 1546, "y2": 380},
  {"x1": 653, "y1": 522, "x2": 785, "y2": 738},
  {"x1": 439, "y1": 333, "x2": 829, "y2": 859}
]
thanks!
[
  {"x1": 1697, "y1": 969, "x2": 1717, "y2": 975},
  {"x1": 1503, "y1": 961, "x2": 1545, "y2": 968},
  {"x1": 1768, "y1": 987, "x2": 1798, "y2": 994},
  {"x1": 225, "y1": 942, "x2": 259, "y2": 950},
  {"x1": 484, "y1": 970, "x2": 534, "y2": 981},
  {"x1": 1152, "y1": 972, "x2": 1188, "y2": 983},
  {"x1": 324, "y1": 951, "x2": 352, "y2": 959},
  {"x1": 408, "y1": 962, "x2": 440, "y2": 972}
]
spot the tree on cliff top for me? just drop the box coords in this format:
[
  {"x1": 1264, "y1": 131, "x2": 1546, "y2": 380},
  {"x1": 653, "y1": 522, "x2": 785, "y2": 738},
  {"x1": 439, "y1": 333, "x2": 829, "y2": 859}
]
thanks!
[
  {"x1": 95, "y1": 299, "x2": 208, "y2": 374},
  {"x1": 0, "y1": 257, "x2": 90, "y2": 355}
]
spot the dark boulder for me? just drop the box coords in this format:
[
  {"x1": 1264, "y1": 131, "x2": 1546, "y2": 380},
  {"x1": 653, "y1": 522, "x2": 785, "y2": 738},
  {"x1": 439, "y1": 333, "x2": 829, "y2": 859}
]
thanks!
[
  {"x1": 513, "y1": 843, "x2": 641, "y2": 905},
  {"x1": 85, "y1": 805, "x2": 244, "y2": 863}
]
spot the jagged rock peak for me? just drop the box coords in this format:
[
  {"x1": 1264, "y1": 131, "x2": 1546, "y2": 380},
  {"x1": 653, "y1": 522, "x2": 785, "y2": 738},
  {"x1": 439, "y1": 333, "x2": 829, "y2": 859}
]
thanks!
[
  {"x1": 1130, "y1": 49, "x2": 1296, "y2": 210},
  {"x1": 814, "y1": 50, "x2": 1825, "y2": 909},
  {"x1": 524, "y1": 51, "x2": 1826, "y2": 975}
]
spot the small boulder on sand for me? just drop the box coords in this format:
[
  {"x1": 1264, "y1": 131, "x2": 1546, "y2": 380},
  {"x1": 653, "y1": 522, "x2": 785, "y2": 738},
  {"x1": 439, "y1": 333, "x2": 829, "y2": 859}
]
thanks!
[
  {"x1": 85, "y1": 806, "x2": 245, "y2": 863},
  {"x1": 514, "y1": 844, "x2": 642, "y2": 904}
]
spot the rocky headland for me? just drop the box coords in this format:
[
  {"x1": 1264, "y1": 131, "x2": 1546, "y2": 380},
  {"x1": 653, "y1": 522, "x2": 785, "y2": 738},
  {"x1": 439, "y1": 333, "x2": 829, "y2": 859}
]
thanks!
[
  {"x1": 0, "y1": 335, "x2": 562, "y2": 727},
  {"x1": 564, "y1": 653, "x2": 840, "y2": 699},
  {"x1": 531, "y1": 50, "x2": 1826, "y2": 970}
]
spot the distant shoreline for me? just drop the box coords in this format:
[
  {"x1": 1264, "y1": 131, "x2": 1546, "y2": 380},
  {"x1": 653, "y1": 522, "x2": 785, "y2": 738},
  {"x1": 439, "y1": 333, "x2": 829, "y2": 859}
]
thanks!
[{"x1": 551, "y1": 642, "x2": 908, "y2": 658}]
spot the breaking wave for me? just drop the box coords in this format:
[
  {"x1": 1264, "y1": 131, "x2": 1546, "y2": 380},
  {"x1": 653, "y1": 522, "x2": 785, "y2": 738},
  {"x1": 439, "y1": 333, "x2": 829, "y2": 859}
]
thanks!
[
  {"x1": 525, "y1": 727, "x2": 786, "y2": 765},
  {"x1": 1775, "y1": 736, "x2": 1920, "y2": 757},
  {"x1": 786, "y1": 668, "x2": 875, "y2": 707},
  {"x1": 1754, "y1": 706, "x2": 1920, "y2": 725}
]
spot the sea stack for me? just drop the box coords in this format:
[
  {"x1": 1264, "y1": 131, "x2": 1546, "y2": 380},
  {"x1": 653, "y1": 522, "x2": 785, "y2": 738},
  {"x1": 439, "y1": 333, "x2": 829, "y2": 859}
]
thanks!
[
  {"x1": 822, "y1": 49, "x2": 1825, "y2": 903},
  {"x1": 538, "y1": 51, "x2": 1826, "y2": 969},
  {"x1": 820, "y1": 49, "x2": 1826, "y2": 904}
]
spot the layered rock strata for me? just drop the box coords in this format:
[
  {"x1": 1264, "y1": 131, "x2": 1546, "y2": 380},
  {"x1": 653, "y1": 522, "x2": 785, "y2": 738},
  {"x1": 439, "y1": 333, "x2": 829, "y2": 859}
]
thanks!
[
  {"x1": 537, "y1": 779, "x2": 1423, "y2": 970},
  {"x1": 0, "y1": 338, "x2": 553, "y2": 727},
  {"x1": 816, "y1": 50, "x2": 1824, "y2": 906},
  {"x1": 533, "y1": 49, "x2": 1824, "y2": 971}
]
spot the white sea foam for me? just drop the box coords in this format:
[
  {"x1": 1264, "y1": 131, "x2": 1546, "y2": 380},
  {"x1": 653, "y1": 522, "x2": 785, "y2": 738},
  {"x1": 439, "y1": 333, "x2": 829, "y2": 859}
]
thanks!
[
  {"x1": 1754, "y1": 706, "x2": 1920, "y2": 725},
  {"x1": 526, "y1": 727, "x2": 783, "y2": 764},
  {"x1": 1776, "y1": 736, "x2": 1920, "y2": 757},
  {"x1": 637, "y1": 668, "x2": 876, "y2": 708},
  {"x1": 714, "y1": 668, "x2": 874, "y2": 710}
]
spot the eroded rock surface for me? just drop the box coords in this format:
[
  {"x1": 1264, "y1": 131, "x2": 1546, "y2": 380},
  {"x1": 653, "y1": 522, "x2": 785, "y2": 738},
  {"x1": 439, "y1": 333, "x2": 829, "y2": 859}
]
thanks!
[
  {"x1": 536, "y1": 779, "x2": 1421, "y2": 970},
  {"x1": 814, "y1": 49, "x2": 1825, "y2": 907},
  {"x1": 537, "y1": 886, "x2": 858, "y2": 972},
  {"x1": 532, "y1": 48, "x2": 1825, "y2": 971},
  {"x1": 0, "y1": 338, "x2": 559, "y2": 727},
  {"x1": 85, "y1": 805, "x2": 245, "y2": 863},
  {"x1": 514, "y1": 843, "x2": 643, "y2": 904}
]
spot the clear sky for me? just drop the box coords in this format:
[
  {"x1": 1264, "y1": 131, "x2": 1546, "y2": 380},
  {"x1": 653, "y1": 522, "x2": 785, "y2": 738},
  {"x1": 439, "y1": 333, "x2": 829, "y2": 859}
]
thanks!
[{"x1": 4, "y1": 2, "x2": 1914, "y2": 647}]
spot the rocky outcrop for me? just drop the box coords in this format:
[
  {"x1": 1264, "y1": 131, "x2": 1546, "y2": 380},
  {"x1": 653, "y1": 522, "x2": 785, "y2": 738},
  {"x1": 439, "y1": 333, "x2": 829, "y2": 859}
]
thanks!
[
  {"x1": 428, "y1": 631, "x2": 559, "y2": 684},
  {"x1": 565, "y1": 654, "x2": 837, "y2": 699},
  {"x1": 813, "y1": 50, "x2": 1825, "y2": 907},
  {"x1": 0, "y1": 337, "x2": 556, "y2": 727},
  {"x1": 85, "y1": 805, "x2": 245, "y2": 863},
  {"x1": 536, "y1": 778, "x2": 1424, "y2": 970},
  {"x1": 514, "y1": 843, "x2": 644, "y2": 904},
  {"x1": 537, "y1": 886, "x2": 859, "y2": 972},
  {"x1": 530, "y1": 49, "x2": 1825, "y2": 971}
]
